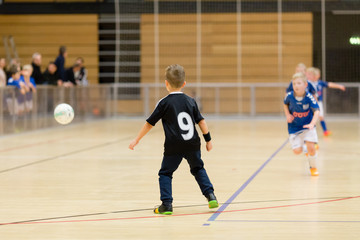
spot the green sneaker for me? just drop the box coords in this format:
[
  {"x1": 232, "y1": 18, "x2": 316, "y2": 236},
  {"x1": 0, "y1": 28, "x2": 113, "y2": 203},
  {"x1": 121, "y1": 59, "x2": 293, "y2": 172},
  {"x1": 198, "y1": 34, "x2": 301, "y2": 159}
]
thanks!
[
  {"x1": 154, "y1": 203, "x2": 173, "y2": 215},
  {"x1": 206, "y1": 192, "x2": 219, "y2": 209}
]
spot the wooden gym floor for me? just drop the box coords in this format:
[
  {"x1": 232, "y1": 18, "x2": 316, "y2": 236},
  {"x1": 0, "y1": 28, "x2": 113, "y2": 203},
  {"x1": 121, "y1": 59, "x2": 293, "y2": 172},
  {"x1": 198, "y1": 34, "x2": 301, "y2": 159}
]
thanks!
[{"x1": 0, "y1": 118, "x2": 359, "y2": 239}]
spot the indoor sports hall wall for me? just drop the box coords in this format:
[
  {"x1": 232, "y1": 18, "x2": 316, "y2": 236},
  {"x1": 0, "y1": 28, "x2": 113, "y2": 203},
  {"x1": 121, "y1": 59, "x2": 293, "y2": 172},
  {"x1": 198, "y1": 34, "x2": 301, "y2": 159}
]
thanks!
[
  {"x1": 0, "y1": 0, "x2": 360, "y2": 136},
  {"x1": 140, "y1": 12, "x2": 312, "y2": 113},
  {"x1": 0, "y1": 14, "x2": 98, "y2": 84},
  {"x1": 141, "y1": 13, "x2": 312, "y2": 84}
]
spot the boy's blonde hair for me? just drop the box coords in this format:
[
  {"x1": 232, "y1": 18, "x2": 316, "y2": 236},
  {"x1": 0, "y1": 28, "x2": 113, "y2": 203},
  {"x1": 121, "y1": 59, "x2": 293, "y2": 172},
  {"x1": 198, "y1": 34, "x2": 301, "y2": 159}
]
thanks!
[
  {"x1": 314, "y1": 67, "x2": 321, "y2": 77},
  {"x1": 165, "y1": 64, "x2": 185, "y2": 88},
  {"x1": 296, "y1": 63, "x2": 306, "y2": 69},
  {"x1": 306, "y1": 67, "x2": 317, "y2": 75},
  {"x1": 292, "y1": 72, "x2": 307, "y2": 83},
  {"x1": 22, "y1": 64, "x2": 33, "y2": 71},
  {"x1": 295, "y1": 63, "x2": 306, "y2": 73}
]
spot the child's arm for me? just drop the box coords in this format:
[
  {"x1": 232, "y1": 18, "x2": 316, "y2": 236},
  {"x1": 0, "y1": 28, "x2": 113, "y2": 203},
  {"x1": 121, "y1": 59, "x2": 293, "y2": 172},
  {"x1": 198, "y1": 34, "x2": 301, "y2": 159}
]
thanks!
[
  {"x1": 198, "y1": 119, "x2": 212, "y2": 152},
  {"x1": 304, "y1": 110, "x2": 320, "y2": 130},
  {"x1": 19, "y1": 82, "x2": 27, "y2": 95},
  {"x1": 28, "y1": 82, "x2": 37, "y2": 93},
  {"x1": 328, "y1": 82, "x2": 346, "y2": 91},
  {"x1": 129, "y1": 122, "x2": 153, "y2": 150},
  {"x1": 283, "y1": 104, "x2": 294, "y2": 123}
]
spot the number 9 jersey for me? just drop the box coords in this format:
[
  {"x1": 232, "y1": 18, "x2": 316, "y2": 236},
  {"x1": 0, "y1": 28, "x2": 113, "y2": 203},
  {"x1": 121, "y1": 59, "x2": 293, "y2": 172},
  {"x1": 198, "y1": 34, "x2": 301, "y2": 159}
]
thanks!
[{"x1": 146, "y1": 92, "x2": 204, "y2": 155}]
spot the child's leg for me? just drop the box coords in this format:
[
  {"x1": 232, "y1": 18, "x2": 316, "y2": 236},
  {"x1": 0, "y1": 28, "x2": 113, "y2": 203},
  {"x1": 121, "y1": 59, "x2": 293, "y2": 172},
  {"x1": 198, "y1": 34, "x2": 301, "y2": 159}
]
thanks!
[
  {"x1": 306, "y1": 141, "x2": 316, "y2": 158},
  {"x1": 319, "y1": 116, "x2": 328, "y2": 132},
  {"x1": 184, "y1": 151, "x2": 214, "y2": 196},
  {"x1": 306, "y1": 141, "x2": 319, "y2": 176},
  {"x1": 320, "y1": 118, "x2": 331, "y2": 136},
  {"x1": 303, "y1": 128, "x2": 319, "y2": 176},
  {"x1": 158, "y1": 154, "x2": 183, "y2": 204},
  {"x1": 319, "y1": 101, "x2": 331, "y2": 136},
  {"x1": 289, "y1": 133, "x2": 304, "y2": 155},
  {"x1": 319, "y1": 102, "x2": 326, "y2": 131},
  {"x1": 184, "y1": 150, "x2": 218, "y2": 208},
  {"x1": 293, "y1": 147, "x2": 303, "y2": 155}
]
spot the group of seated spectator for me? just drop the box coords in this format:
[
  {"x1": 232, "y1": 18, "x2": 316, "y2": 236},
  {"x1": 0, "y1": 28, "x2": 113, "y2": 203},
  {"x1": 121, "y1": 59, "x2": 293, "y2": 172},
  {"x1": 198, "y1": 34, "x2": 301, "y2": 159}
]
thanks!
[
  {"x1": 31, "y1": 46, "x2": 88, "y2": 86},
  {"x1": 0, "y1": 46, "x2": 88, "y2": 88},
  {"x1": 3, "y1": 61, "x2": 37, "y2": 115},
  {"x1": 0, "y1": 46, "x2": 88, "y2": 115}
]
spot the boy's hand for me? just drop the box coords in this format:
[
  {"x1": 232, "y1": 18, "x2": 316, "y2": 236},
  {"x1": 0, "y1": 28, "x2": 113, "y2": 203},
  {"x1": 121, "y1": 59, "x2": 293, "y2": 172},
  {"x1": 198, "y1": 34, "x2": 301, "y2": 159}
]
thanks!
[
  {"x1": 286, "y1": 114, "x2": 294, "y2": 123},
  {"x1": 129, "y1": 139, "x2": 139, "y2": 150},
  {"x1": 128, "y1": 122, "x2": 152, "y2": 150},
  {"x1": 303, "y1": 123, "x2": 315, "y2": 130},
  {"x1": 340, "y1": 86, "x2": 346, "y2": 91},
  {"x1": 206, "y1": 141, "x2": 213, "y2": 152}
]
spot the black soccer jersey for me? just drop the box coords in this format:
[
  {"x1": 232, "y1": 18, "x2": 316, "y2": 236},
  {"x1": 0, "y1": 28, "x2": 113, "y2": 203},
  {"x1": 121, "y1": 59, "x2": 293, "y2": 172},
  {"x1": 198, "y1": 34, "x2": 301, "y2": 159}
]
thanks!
[{"x1": 146, "y1": 92, "x2": 204, "y2": 155}]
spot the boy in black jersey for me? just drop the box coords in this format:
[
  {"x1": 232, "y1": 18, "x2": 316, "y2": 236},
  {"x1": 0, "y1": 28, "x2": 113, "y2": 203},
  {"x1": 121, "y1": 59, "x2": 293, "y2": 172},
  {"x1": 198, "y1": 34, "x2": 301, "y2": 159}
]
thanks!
[{"x1": 129, "y1": 64, "x2": 218, "y2": 215}]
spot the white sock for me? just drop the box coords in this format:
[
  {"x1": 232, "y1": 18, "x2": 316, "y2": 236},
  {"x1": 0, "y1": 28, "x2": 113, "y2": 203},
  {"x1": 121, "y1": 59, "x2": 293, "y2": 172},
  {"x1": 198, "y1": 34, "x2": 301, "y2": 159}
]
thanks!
[
  {"x1": 302, "y1": 144, "x2": 308, "y2": 154},
  {"x1": 308, "y1": 153, "x2": 317, "y2": 168}
]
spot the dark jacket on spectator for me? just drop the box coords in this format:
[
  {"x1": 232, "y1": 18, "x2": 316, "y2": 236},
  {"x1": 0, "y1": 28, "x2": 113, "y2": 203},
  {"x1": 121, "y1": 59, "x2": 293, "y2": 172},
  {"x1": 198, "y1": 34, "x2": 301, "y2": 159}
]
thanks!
[
  {"x1": 54, "y1": 55, "x2": 65, "y2": 81},
  {"x1": 43, "y1": 69, "x2": 60, "y2": 86},
  {"x1": 31, "y1": 62, "x2": 45, "y2": 85},
  {"x1": 64, "y1": 67, "x2": 77, "y2": 86}
]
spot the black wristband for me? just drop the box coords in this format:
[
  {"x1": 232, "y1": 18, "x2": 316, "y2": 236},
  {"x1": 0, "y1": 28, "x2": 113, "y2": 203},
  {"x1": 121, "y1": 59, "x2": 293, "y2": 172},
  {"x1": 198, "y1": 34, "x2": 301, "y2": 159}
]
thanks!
[{"x1": 203, "y1": 132, "x2": 211, "y2": 142}]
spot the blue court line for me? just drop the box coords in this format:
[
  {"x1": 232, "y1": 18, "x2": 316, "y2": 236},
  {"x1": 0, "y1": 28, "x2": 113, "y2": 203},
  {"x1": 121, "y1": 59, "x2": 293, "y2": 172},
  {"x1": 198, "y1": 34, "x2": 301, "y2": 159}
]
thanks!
[{"x1": 206, "y1": 139, "x2": 289, "y2": 223}]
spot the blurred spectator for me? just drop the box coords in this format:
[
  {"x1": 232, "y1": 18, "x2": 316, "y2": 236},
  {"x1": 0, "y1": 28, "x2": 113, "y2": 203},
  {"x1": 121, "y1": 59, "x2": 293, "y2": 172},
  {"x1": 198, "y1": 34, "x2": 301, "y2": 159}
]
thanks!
[
  {"x1": 5, "y1": 58, "x2": 21, "y2": 82},
  {"x1": 21, "y1": 64, "x2": 36, "y2": 112},
  {"x1": 31, "y1": 52, "x2": 45, "y2": 85},
  {"x1": 7, "y1": 64, "x2": 25, "y2": 93},
  {"x1": 74, "y1": 57, "x2": 88, "y2": 86},
  {"x1": 43, "y1": 62, "x2": 62, "y2": 86},
  {"x1": 0, "y1": 57, "x2": 6, "y2": 87},
  {"x1": 54, "y1": 46, "x2": 67, "y2": 82},
  {"x1": 7, "y1": 64, "x2": 26, "y2": 115},
  {"x1": 64, "y1": 63, "x2": 81, "y2": 87},
  {"x1": 21, "y1": 64, "x2": 37, "y2": 92}
]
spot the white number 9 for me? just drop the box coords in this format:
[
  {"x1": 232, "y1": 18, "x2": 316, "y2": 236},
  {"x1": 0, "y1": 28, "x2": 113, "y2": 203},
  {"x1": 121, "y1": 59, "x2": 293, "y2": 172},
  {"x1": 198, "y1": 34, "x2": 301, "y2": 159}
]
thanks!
[{"x1": 177, "y1": 112, "x2": 194, "y2": 140}]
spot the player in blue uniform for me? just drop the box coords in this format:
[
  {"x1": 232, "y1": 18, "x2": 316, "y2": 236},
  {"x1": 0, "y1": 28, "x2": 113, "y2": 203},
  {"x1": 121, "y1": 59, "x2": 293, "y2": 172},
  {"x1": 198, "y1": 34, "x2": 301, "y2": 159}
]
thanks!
[
  {"x1": 286, "y1": 78, "x2": 317, "y2": 97},
  {"x1": 7, "y1": 65, "x2": 26, "y2": 93},
  {"x1": 284, "y1": 72, "x2": 320, "y2": 176},
  {"x1": 307, "y1": 67, "x2": 346, "y2": 136},
  {"x1": 7, "y1": 64, "x2": 27, "y2": 115},
  {"x1": 286, "y1": 63, "x2": 317, "y2": 98},
  {"x1": 129, "y1": 64, "x2": 218, "y2": 215},
  {"x1": 21, "y1": 64, "x2": 37, "y2": 112}
]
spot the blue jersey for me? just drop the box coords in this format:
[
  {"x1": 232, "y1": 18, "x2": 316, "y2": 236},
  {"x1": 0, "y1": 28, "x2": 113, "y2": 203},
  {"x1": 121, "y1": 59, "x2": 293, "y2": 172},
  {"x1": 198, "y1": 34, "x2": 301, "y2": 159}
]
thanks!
[
  {"x1": 286, "y1": 80, "x2": 317, "y2": 96},
  {"x1": 284, "y1": 91, "x2": 319, "y2": 134},
  {"x1": 311, "y1": 80, "x2": 328, "y2": 102},
  {"x1": 20, "y1": 75, "x2": 37, "y2": 87},
  {"x1": 7, "y1": 77, "x2": 23, "y2": 89}
]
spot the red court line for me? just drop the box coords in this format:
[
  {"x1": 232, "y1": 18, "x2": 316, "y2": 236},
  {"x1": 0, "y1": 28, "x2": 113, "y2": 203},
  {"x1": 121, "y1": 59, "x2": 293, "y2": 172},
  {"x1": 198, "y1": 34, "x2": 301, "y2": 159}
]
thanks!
[
  {"x1": 1, "y1": 195, "x2": 359, "y2": 226},
  {"x1": 221, "y1": 195, "x2": 360, "y2": 215}
]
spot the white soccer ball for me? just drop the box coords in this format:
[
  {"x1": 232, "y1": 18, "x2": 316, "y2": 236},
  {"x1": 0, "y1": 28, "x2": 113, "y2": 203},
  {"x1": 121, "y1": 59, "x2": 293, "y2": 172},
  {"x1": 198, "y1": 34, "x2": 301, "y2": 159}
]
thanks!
[{"x1": 54, "y1": 103, "x2": 75, "y2": 125}]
